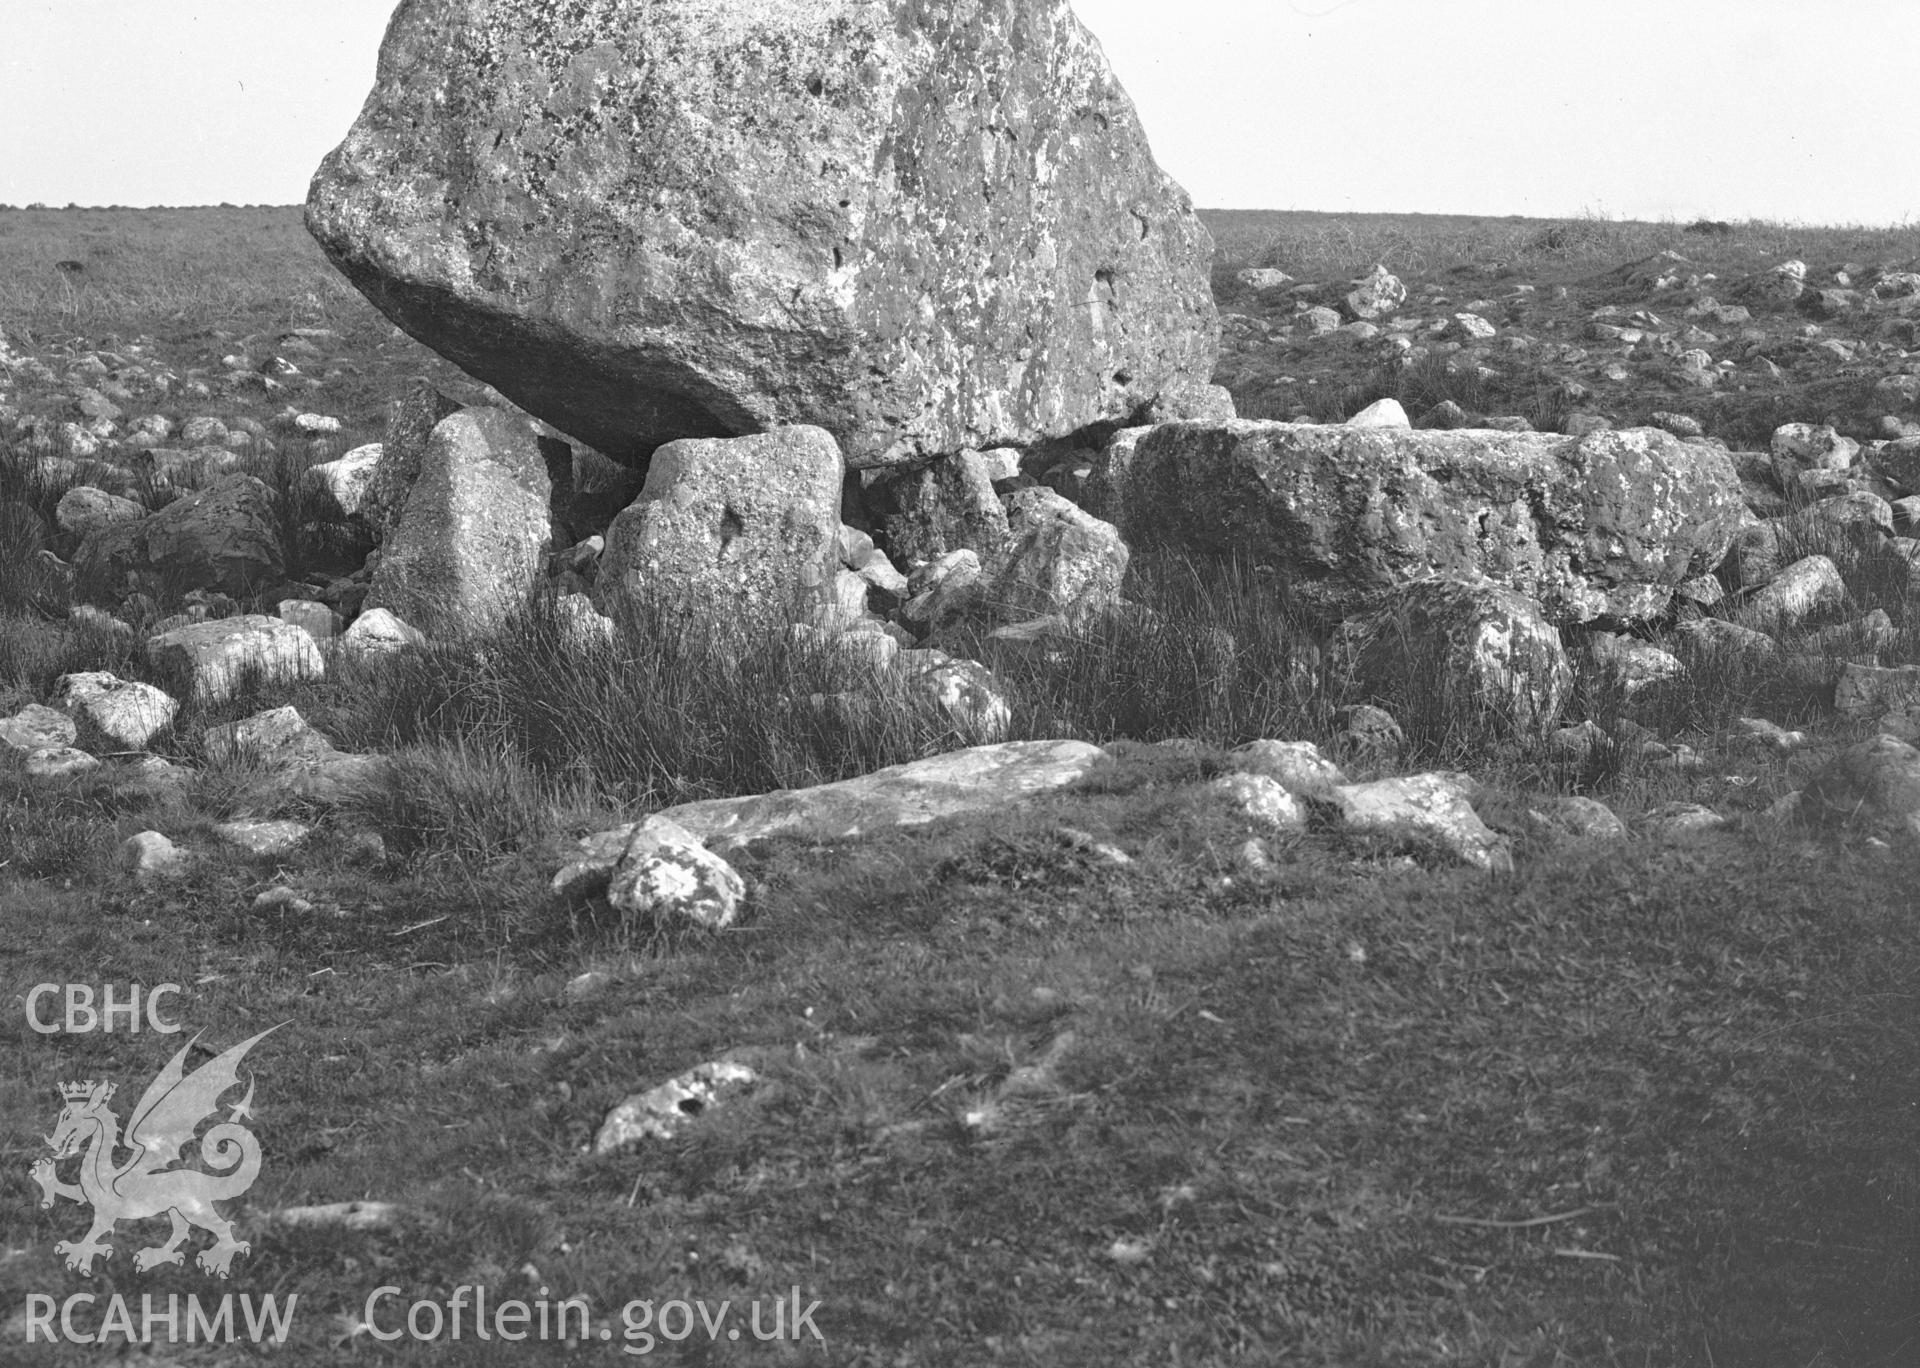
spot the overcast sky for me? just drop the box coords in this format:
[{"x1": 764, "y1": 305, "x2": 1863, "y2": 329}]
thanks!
[{"x1": 1, "y1": 0, "x2": 1912, "y2": 224}]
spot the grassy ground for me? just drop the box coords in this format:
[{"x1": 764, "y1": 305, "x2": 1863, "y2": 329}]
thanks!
[{"x1": 2, "y1": 207, "x2": 1918, "y2": 1364}]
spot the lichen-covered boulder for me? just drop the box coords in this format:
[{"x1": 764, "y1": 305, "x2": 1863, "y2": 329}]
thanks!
[
  {"x1": 593, "y1": 426, "x2": 843, "y2": 633},
  {"x1": 1115, "y1": 422, "x2": 1746, "y2": 625},
  {"x1": 305, "y1": 0, "x2": 1218, "y2": 469},
  {"x1": 365, "y1": 407, "x2": 553, "y2": 636},
  {"x1": 148, "y1": 616, "x2": 325, "y2": 702},
  {"x1": 993, "y1": 486, "x2": 1128, "y2": 624},
  {"x1": 1341, "y1": 579, "x2": 1572, "y2": 733},
  {"x1": 76, "y1": 474, "x2": 284, "y2": 600}
]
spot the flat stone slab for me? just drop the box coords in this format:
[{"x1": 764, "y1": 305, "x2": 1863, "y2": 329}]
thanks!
[{"x1": 554, "y1": 739, "x2": 1105, "y2": 897}]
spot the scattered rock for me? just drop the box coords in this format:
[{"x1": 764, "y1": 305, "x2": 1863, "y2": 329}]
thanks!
[
  {"x1": 120, "y1": 831, "x2": 188, "y2": 880},
  {"x1": 1803, "y1": 734, "x2": 1920, "y2": 847},
  {"x1": 894, "y1": 650, "x2": 1014, "y2": 742},
  {"x1": 1641, "y1": 802, "x2": 1730, "y2": 837},
  {"x1": 1345, "y1": 397, "x2": 1411, "y2": 430},
  {"x1": 55, "y1": 672, "x2": 178, "y2": 750},
  {"x1": 606, "y1": 816, "x2": 746, "y2": 930},
  {"x1": 1835, "y1": 662, "x2": 1920, "y2": 718},
  {"x1": 340, "y1": 606, "x2": 425, "y2": 655},
  {"x1": 1324, "y1": 773, "x2": 1510, "y2": 871},
  {"x1": 149, "y1": 615, "x2": 325, "y2": 702},
  {"x1": 1226, "y1": 739, "x2": 1347, "y2": 794},
  {"x1": 25, "y1": 747, "x2": 101, "y2": 782},
  {"x1": 213, "y1": 819, "x2": 311, "y2": 857},
  {"x1": 1344, "y1": 579, "x2": 1572, "y2": 732},
  {"x1": 1525, "y1": 795, "x2": 1627, "y2": 841},
  {"x1": 1, "y1": 703, "x2": 78, "y2": 753},
  {"x1": 1744, "y1": 555, "x2": 1845, "y2": 628},
  {"x1": 593, "y1": 1061, "x2": 759, "y2": 1155},
  {"x1": 54, "y1": 486, "x2": 145, "y2": 538},
  {"x1": 305, "y1": 442, "x2": 383, "y2": 519},
  {"x1": 77, "y1": 473, "x2": 284, "y2": 600},
  {"x1": 1207, "y1": 773, "x2": 1308, "y2": 830}
]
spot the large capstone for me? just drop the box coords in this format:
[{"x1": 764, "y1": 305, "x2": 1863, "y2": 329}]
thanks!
[{"x1": 305, "y1": 0, "x2": 1218, "y2": 469}]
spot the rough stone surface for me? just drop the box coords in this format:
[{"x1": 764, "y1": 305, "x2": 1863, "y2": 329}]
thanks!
[
  {"x1": 1804, "y1": 734, "x2": 1920, "y2": 847},
  {"x1": 1, "y1": 703, "x2": 78, "y2": 753},
  {"x1": 365, "y1": 381, "x2": 460, "y2": 538},
  {"x1": 1207, "y1": 772, "x2": 1307, "y2": 830},
  {"x1": 213, "y1": 819, "x2": 312, "y2": 857},
  {"x1": 305, "y1": 442, "x2": 384, "y2": 520},
  {"x1": 1834, "y1": 662, "x2": 1920, "y2": 718},
  {"x1": 594, "y1": 426, "x2": 843, "y2": 632},
  {"x1": 120, "y1": 831, "x2": 188, "y2": 881},
  {"x1": 1226, "y1": 739, "x2": 1348, "y2": 794},
  {"x1": 1342, "y1": 579, "x2": 1573, "y2": 732},
  {"x1": 994, "y1": 486, "x2": 1128, "y2": 624},
  {"x1": 55, "y1": 486, "x2": 145, "y2": 538},
  {"x1": 1345, "y1": 397, "x2": 1411, "y2": 430},
  {"x1": 598, "y1": 739, "x2": 1103, "y2": 865},
  {"x1": 25, "y1": 747, "x2": 100, "y2": 782},
  {"x1": 306, "y1": 0, "x2": 1219, "y2": 469},
  {"x1": 341, "y1": 607, "x2": 426, "y2": 654},
  {"x1": 1524, "y1": 795, "x2": 1627, "y2": 841},
  {"x1": 77, "y1": 474, "x2": 284, "y2": 599},
  {"x1": 894, "y1": 649, "x2": 1014, "y2": 742},
  {"x1": 366, "y1": 407, "x2": 553, "y2": 636},
  {"x1": 1324, "y1": 772, "x2": 1511, "y2": 871},
  {"x1": 55, "y1": 672, "x2": 178, "y2": 750},
  {"x1": 1744, "y1": 554, "x2": 1845, "y2": 627},
  {"x1": 148, "y1": 615, "x2": 326, "y2": 702},
  {"x1": 874, "y1": 449, "x2": 1011, "y2": 567},
  {"x1": 607, "y1": 815, "x2": 746, "y2": 930},
  {"x1": 594, "y1": 1061, "x2": 759, "y2": 1155},
  {"x1": 1115, "y1": 422, "x2": 1745, "y2": 624}
]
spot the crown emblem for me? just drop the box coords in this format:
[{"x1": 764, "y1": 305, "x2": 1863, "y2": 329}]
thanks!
[{"x1": 59, "y1": 1080, "x2": 111, "y2": 1103}]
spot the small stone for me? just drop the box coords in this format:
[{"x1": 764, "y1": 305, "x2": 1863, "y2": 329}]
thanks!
[
  {"x1": 1345, "y1": 397, "x2": 1411, "y2": 430},
  {"x1": 1731, "y1": 716, "x2": 1811, "y2": 752},
  {"x1": 1, "y1": 703, "x2": 78, "y2": 753},
  {"x1": 1834, "y1": 662, "x2": 1920, "y2": 718},
  {"x1": 1325, "y1": 772, "x2": 1510, "y2": 871},
  {"x1": 55, "y1": 672, "x2": 179, "y2": 750},
  {"x1": 1339, "y1": 704, "x2": 1405, "y2": 755},
  {"x1": 1228, "y1": 739, "x2": 1348, "y2": 794},
  {"x1": 278, "y1": 598, "x2": 341, "y2": 643},
  {"x1": 1207, "y1": 773, "x2": 1307, "y2": 830},
  {"x1": 1641, "y1": 802, "x2": 1729, "y2": 837},
  {"x1": 252, "y1": 886, "x2": 316, "y2": 914},
  {"x1": 25, "y1": 746, "x2": 100, "y2": 782},
  {"x1": 120, "y1": 830, "x2": 188, "y2": 880},
  {"x1": 608, "y1": 815, "x2": 745, "y2": 930},
  {"x1": 1744, "y1": 555, "x2": 1845, "y2": 628},
  {"x1": 593, "y1": 1060, "x2": 759, "y2": 1154},
  {"x1": 213, "y1": 819, "x2": 311, "y2": 857},
  {"x1": 1525, "y1": 795, "x2": 1626, "y2": 841},
  {"x1": 341, "y1": 606, "x2": 426, "y2": 654}
]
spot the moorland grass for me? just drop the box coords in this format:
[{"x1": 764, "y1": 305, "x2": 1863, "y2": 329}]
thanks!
[{"x1": 2, "y1": 207, "x2": 1918, "y2": 1363}]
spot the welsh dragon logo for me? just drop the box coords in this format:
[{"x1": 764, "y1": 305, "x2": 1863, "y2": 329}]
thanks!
[{"x1": 29, "y1": 1026, "x2": 281, "y2": 1278}]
